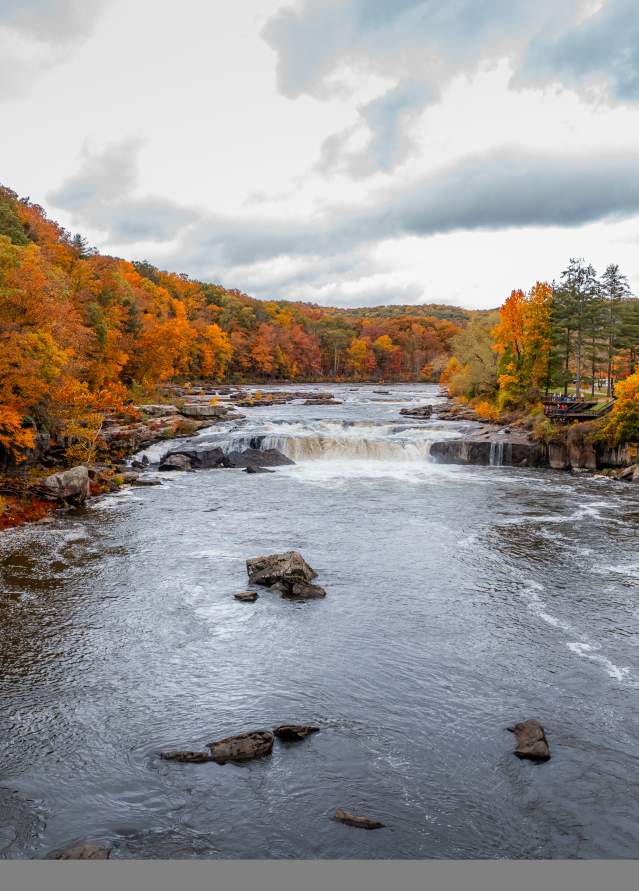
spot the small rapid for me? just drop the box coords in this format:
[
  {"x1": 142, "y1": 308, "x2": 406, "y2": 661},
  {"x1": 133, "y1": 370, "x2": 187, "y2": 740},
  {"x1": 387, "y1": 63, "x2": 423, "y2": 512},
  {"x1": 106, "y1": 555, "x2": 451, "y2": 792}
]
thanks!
[{"x1": 2, "y1": 383, "x2": 639, "y2": 860}]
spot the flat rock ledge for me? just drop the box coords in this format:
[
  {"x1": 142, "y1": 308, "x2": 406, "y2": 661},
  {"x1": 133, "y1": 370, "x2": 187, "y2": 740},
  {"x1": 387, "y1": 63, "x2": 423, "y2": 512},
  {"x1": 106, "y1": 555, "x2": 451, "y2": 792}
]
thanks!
[
  {"x1": 334, "y1": 809, "x2": 385, "y2": 830},
  {"x1": 508, "y1": 719, "x2": 551, "y2": 761}
]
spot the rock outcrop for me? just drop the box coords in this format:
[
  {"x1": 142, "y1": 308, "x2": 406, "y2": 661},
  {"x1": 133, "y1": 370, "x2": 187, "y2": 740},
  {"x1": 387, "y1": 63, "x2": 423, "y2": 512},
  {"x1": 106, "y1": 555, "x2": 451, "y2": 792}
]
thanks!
[
  {"x1": 34, "y1": 465, "x2": 90, "y2": 505},
  {"x1": 284, "y1": 581, "x2": 327, "y2": 599},
  {"x1": 161, "y1": 447, "x2": 226, "y2": 470},
  {"x1": 508, "y1": 719, "x2": 551, "y2": 761},
  {"x1": 208, "y1": 730, "x2": 274, "y2": 764},
  {"x1": 247, "y1": 551, "x2": 317, "y2": 588}
]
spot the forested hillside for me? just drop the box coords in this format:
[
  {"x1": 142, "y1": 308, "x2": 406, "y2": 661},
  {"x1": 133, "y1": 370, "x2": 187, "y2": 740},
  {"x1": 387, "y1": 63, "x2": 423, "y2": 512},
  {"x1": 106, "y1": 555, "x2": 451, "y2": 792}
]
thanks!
[{"x1": 0, "y1": 184, "x2": 461, "y2": 461}]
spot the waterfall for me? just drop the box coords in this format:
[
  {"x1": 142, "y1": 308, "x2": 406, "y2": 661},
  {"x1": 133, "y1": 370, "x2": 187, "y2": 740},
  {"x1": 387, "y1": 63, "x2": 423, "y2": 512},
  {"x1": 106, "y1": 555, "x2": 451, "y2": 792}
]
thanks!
[
  {"x1": 489, "y1": 440, "x2": 511, "y2": 466},
  {"x1": 218, "y1": 420, "x2": 437, "y2": 462}
]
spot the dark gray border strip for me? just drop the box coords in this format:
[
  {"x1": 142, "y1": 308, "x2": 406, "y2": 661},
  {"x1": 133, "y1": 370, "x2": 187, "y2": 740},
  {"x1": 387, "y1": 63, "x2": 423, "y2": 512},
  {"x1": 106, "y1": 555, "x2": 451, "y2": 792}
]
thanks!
[{"x1": 2, "y1": 860, "x2": 639, "y2": 891}]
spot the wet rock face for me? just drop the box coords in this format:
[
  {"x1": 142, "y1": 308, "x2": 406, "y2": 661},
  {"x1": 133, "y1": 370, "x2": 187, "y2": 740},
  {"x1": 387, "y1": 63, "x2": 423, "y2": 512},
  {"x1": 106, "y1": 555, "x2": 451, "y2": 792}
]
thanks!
[
  {"x1": 274, "y1": 724, "x2": 320, "y2": 740},
  {"x1": 247, "y1": 551, "x2": 317, "y2": 588},
  {"x1": 208, "y1": 730, "x2": 274, "y2": 764},
  {"x1": 35, "y1": 465, "x2": 90, "y2": 505},
  {"x1": 508, "y1": 719, "x2": 551, "y2": 761},
  {"x1": 334, "y1": 809, "x2": 385, "y2": 830},
  {"x1": 55, "y1": 843, "x2": 112, "y2": 859}
]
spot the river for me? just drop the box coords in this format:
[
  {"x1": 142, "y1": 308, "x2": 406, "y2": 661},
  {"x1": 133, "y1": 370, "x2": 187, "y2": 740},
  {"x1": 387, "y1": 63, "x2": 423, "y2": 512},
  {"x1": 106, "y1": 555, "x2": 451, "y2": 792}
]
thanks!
[{"x1": 1, "y1": 383, "x2": 638, "y2": 859}]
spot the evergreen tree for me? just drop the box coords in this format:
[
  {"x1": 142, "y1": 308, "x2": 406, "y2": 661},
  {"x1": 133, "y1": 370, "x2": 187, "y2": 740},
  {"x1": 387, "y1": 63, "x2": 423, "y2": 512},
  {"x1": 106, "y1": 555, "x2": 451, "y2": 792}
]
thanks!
[{"x1": 600, "y1": 264, "x2": 631, "y2": 396}]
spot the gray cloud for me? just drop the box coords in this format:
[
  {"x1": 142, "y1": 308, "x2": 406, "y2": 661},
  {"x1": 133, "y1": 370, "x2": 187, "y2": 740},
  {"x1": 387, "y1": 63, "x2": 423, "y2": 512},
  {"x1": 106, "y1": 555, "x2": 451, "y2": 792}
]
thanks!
[
  {"x1": 48, "y1": 140, "x2": 200, "y2": 242},
  {"x1": 174, "y1": 147, "x2": 639, "y2": 269},
  {"x1": 263, "y1": 0, "x2": 638, "y2": 177},
  {"x1": 0, "y1": 0, "x2": 109, "y2": 99},
  {"x1": 50, "y1": 141, "x2": 639, "y2": 301},
  {"x1": 0, "y1": 0, "x2": 108, "y2": 45},
  {"x1": 519, "y1": 0, "x2": 639, "y2": 102}
]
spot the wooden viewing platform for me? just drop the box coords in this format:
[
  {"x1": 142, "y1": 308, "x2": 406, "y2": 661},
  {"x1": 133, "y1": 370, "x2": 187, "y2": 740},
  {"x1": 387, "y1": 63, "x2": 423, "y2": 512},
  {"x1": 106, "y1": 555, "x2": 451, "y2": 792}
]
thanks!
[{"x1": 541, "y1": 395, "x2": 616, "y2": 423}]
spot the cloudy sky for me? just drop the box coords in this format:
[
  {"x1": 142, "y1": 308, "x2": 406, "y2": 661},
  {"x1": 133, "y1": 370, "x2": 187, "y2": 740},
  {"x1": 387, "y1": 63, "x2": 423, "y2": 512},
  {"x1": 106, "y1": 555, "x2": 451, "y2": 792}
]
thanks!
[{"x1": 2, "y1": 0, "x2": 639, "y2": 309}]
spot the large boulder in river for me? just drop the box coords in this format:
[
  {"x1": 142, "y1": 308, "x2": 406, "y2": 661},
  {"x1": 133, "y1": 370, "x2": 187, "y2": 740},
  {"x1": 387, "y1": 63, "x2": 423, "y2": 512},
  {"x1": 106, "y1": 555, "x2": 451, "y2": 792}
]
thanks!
[
  {"x1": 164, "y1": 447, "x2": 226, "y2": 470},
  {"x1": 208, "y1": 730, "x2": 274, "y2": 763},
  {"x1": 247, "y1": 551, "x2": 317, "y2": 588},
  {"x1": 508, "y1": 719, "x2": 551, "y2": 761},
  {"x1": 36, "y1": 465, "x2": 90, "y2": 505},
  {"x1": 158, "y1": 453, "x2": 192, "y2": 472},
  {"x1": 225, "y1": 447, "x2": 294, "y2": 469}
]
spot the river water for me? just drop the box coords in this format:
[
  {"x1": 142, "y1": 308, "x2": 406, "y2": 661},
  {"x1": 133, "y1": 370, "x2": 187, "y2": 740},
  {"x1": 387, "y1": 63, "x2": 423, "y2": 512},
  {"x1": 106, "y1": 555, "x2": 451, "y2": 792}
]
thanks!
[{"x1": 1, "y1": 384, "x2": 638, "y2": 859}]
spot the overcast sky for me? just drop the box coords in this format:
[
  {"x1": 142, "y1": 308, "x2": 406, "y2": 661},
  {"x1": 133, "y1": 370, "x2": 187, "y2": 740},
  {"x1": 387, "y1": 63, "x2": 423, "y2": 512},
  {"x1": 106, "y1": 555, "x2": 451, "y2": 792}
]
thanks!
[{"x1": 2, "y1": 0, "x2": 639, "y2": 309}]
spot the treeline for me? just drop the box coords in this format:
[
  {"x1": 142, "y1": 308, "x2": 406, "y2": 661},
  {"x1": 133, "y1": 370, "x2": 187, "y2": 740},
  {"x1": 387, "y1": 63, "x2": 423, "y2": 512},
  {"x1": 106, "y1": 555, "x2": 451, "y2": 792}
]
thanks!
[
  {"x1": 0, "y1": 184, "x2": 461, "y2": 460},
  {"x1": 443, "y1": 258, "x2": 639, "y2": 440}
]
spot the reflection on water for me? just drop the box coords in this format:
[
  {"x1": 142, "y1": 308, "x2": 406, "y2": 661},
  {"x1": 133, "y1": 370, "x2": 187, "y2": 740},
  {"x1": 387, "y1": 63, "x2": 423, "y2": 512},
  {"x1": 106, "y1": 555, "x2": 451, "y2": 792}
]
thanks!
[{"x1": 1, "y1": 384, "x2": 639, "y2": 859}]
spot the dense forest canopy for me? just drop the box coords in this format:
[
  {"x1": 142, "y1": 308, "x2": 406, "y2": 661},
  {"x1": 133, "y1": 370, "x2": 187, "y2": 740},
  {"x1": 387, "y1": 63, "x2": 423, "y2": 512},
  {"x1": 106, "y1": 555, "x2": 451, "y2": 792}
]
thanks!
[{"x1": 0, "y1": 184, "x2": 465, "y2": 460}]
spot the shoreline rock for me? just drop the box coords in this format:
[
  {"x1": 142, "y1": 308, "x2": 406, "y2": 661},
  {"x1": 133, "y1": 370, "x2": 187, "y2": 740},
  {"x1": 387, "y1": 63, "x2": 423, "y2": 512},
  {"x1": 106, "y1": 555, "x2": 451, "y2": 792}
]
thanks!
[{"x1": 274, "y1": 724, "x2": 320, "y2": 740}]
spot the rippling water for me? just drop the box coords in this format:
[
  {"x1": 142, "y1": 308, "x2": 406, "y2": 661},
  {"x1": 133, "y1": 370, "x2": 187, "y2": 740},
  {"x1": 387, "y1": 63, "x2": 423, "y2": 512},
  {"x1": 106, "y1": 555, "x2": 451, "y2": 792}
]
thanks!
[{"x1": 1, "y1": 384, "x2": 639, "y2": 859}]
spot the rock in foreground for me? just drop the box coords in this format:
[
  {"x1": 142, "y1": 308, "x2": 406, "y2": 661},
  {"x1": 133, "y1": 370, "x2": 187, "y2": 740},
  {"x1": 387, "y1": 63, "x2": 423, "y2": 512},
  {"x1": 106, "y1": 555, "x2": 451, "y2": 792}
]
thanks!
[
  {"x1": 508, "y1": 719, "x2": 551, "y2": 761},
  {"x1": 247, "y1": 551, "x2": 317, "y2": 588},
  {"x1": 35, "y1": 465, "x2": 90, "y2": 505},
  {"x1": 334, "y1": 809, "x2": 385, "y2": 830},
  {"x1": 208, "y1": 730, "x2": 274, "y2": 764},
  {"x1": 56, "y1": 843, "x2": 112, "y2": 860},
  {"x1": 274, "y1": 724, "x2": 320, "y2": 740}
]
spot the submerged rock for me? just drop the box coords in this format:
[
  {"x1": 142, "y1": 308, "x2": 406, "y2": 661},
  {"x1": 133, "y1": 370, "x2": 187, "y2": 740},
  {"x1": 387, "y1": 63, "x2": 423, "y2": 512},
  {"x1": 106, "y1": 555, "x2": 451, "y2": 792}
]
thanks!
[
  {"x1": 274, "y1": 724, "x2": 320, "y2": 740},
  {"x1": 247, "y1": 551, "x2": 317, "y2": 588},
  {"x1": 334, "y1": 809, "x2": 385, "y2": 830},
  {"x1": 159, "y1": 750, "x2": 212, "y2": 763},
  {"x1": 508, "y1": 719, "x2": 551, "y2": 761},
  {"x1": 35, "y1": 465, "x2": 90, "y2": 505},
  {"x1": 245, "y1": 465, "x2": 275, "y2": 474},
  {"x1": 56, "y1": 843, "x2": 112, "y2": 859},
  {"x1": 208, "y1": 730, "x2": 274, "y2": 763},
  {"x1": 234, "y1": 591, "x2": 259, "y2": 602}
]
